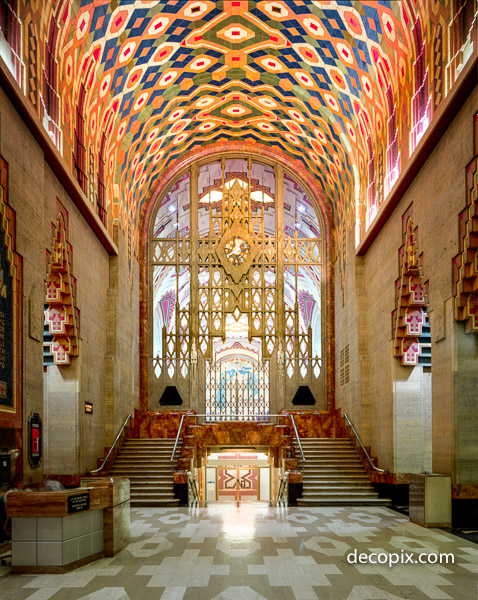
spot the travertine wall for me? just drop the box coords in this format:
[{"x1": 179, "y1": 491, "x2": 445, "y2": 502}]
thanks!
[
  {"x1": 335, "y1": 87, "x2": 478, "y2": 480},
  {"x1": 0, "y1": 87, "x2": 139, "y2": 484}
]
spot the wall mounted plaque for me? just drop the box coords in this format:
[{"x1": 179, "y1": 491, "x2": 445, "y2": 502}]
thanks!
[{"x1": 67, "y1": 493, "x2": 90, "y2": 513}]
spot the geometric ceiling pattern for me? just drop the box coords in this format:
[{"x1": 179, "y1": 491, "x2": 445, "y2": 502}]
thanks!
[{"x1": 17, "y1": 1, "x2": 460, "y2": 247}]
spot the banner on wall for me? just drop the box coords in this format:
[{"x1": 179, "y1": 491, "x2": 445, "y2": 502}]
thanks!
[
  {"x1": 0, "y1": 185, "x2": 13, "y2": 408},
  {"x1": 0, "y1": 155, "x2": 24, "y2": 451}
]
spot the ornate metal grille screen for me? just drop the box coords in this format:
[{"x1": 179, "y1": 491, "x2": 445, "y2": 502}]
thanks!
[{"x1": 205, "y1": 359, "x2": 270, "y2": 421}]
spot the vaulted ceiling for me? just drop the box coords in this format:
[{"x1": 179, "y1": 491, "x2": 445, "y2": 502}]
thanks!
[{"x1": 19, "y1": 0, "x2": 456, "y2": 246}]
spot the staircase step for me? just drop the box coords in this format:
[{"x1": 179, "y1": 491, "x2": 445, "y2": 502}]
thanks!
[
  {"x1": 298, "y1": 450, "x2": 359, "y2": 455},
  {"x1": 123, "y1": 446, "x2": 176, "y2": 450},
  {"x1": 296, "y1": 439, "x2": 352, "y2": 442},
  {"x1": 129, "y1": 481, "x2": 174, "y2": 487},
  {"x1": 303, "y1": 481, "x2": 372, "y2": 487},
  {"x1": 115, "y1": 462, "x2": 175, "y2": 466},
  {"x1": 111, "y1": 470, "x2": 174, "y2": 476},
  {"x1": 302, "y1": 490, "x2": 379, "y2": 498},
  {"x1": 295, "y1": 442, "x2": 353, "y2": 446},
  {"x1": 122, "y1": 446, "x2": 176, "y2": 450},
  {"x1": 303, "y1": 471, "x2": 369, "y2": 481},
  {"x1": 119, "y1": 457, "x2": 175, "y2": 462},
  {"x1": 303, "y1": 485, "x2": 374, "y2": 492},
  {"x1": 304, "y1": 469, "x2": 365, "y2": 474},
  {"x1": 111, "y1": 464, "x2": 173, "y2": 469},
  {"x1": 297, "y1": 449, "x2": 356, "y2": 453},
  {"x1": 302, "y1": 461, "x2": 363, "y2": 465},
  {"x1": 125, "y1": 439, "x2": 176, "y2": 444},
  {"x1": 297, "y1": 447, "x2": 354, "y2": 451},
  {"x1": 127, "y1": 477, "x2": 173, "y2": 483},
  {"x1": 130, "y1": 489, "x2": 177, "y2": 497},
  {"x1": 124, "y1": 443, "x2": 177, "y2": 447},
  {"x1": 298, "y1": 498, "x2": 390, "y2": 506},
  {"x1": 124, "y1": 444, "x2": 177, "y2": 447},
  {"x1": 295, "y1": 439, "x2": 352, "y2": 442},
  {"x1": 121, "y1": 450, "x2": 176, "y2": 453},
  {"x1": 131, "y1": 498, "x2": 180, "y2": 507},
  {"x1": 115, "y1": 475, "x2": 171, "y2": 480}
]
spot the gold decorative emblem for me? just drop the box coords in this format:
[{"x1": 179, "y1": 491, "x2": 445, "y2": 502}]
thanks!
[{"x1": 224, "y1": 236, "x2": 250, "y2": 265}]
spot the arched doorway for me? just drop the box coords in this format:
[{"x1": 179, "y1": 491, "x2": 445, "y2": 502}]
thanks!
[{"x1": 144, "y1": 150, "x2": 332, "y2": 417}]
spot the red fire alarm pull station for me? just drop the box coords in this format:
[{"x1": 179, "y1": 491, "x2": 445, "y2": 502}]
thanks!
[{"x1": 28, "y1": 412, "x2": 42, "y2": 468}]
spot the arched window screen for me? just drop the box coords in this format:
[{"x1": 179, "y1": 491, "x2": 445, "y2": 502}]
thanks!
[{"x1": 150, "y1": 157, "x2": 325, "y2": 418}]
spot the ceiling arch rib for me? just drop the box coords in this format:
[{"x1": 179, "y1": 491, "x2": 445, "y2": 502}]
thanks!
[{"x1": 25, "y1": 1, "x2": 451, "y2": 246}]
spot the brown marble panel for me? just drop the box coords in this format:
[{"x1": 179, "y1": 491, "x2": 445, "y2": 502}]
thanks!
[
  {"x1": 369, "y1": 472, "x2": 410, "y2": 484},
  {"x1": 174, "y1": 472, "x2": 188, "y2": 484},
  {"x1": 453, "y1": 483, "x2": 478, "y2": 499},
  {"x1": 279, "y1": 410, "x2": 343, "y2": 438},
  {"x1": 139, "y1": 411, "x2": 196, "y2": 438},
  {"x1": 177, "y1": 459, "x2": 192, "y2": 471},
  {"x1": 284, "y1": 459, "x2": 299, "y2": 471},
  {"x1": 288, "y1": 471, "x2": 303, "y2": 484},
  {"x1": 181, "y1": 446, "x2": 194, "y2": 459}
]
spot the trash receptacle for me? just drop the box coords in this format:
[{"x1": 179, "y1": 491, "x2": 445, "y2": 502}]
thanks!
[{"x1": 409, "y1": 473, "x2": 451, "y2": 527}]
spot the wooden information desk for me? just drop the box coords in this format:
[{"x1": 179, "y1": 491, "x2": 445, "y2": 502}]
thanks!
[{"x1": 7, "y1": 479, "x2": 130, "y2": 573}]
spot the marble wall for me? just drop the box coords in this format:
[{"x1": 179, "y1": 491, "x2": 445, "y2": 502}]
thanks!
[
  {"x1": 0, "y1": 86, "x2": 140, "y2": 484},
  {"x1": 335, "y1": 86, "x2": 478, "y2": 486}
]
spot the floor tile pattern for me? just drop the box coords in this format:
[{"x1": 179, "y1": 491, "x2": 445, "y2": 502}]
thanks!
[{"x1": 0, "y1": 505, "x2": 476, "y2": 600}]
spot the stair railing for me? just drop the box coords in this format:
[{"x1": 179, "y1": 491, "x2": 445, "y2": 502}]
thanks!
[
  {"x1": 171, "y1": 413, "x2": 187, "y2": 463},
  {"x1": 171, "y1": 413, "x2": 306, "y2": 463},
  {"x1": 343, "y1": 413, "x2": 387, "y2": 473},
  {"x1": 289, "y1": 414, "x2": 305, "y2": 463},
  {"x1": 276, "y1": 471, "x2": 289, "y2": 505},
  {"x1": 88, "y1": 413, "x2": 132, "y2": 474}
]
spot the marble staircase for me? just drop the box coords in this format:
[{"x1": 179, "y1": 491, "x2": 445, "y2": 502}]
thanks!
[
  {"x1": 293, "y1": 438, "x2": 390, "y2": 506},
  {"x1": 110, "y1": 438, "x2": 180, "y2": 507}
]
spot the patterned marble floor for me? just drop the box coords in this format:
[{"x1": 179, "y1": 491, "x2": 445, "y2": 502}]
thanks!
[{"x1": 1, "y1": 504, "x2": 477, "y2": 600}]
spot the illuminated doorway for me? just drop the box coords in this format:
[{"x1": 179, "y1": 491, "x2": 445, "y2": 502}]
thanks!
[
  {"x1": 217, "y1": 467, "x2": 258, "y2": 503},
  {"x1": 205, "y1": 449, "x2": 271, "y2": 504}
]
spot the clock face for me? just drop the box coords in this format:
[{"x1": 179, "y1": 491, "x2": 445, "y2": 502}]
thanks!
[{"x1": 224, "y1": 236, "x2": 251, "y2": 266}]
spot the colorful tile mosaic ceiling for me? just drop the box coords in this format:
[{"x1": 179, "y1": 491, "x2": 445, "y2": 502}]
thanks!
[{"x1": 14, "y1": 0, "x2": 470, "y2": 247}]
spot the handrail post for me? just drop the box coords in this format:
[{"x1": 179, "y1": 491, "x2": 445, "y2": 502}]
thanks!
[
  {"x1": 187, "y1": 470, "x2": 199, "y2": 505},
  {"x1": 290, "y1": 414, "x2": 305, "y2": 463},
  {"x1": 276, "y1": 470, "x2": 289, "y2": 505},
  {"x1": 171, "y1": 414, "x2": 186, "y2": 463}
]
